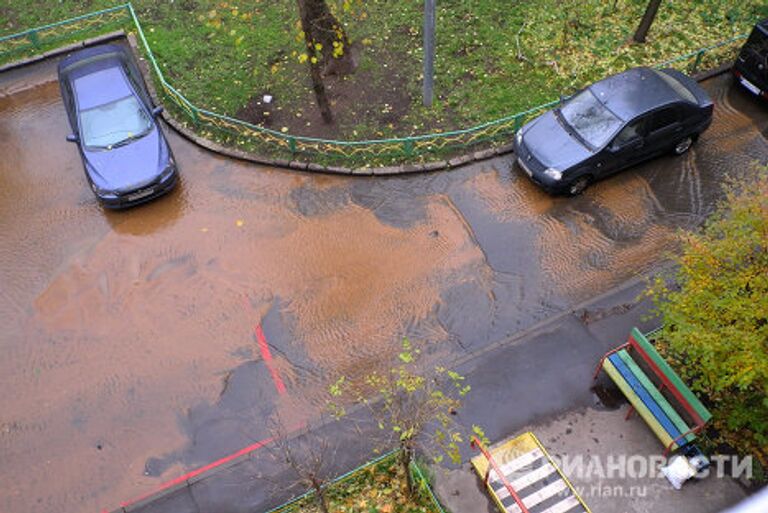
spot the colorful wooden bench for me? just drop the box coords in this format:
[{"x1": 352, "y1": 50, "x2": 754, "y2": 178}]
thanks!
[
  {"x1": 593, "y1": 327, "x2": 712, "y2": 456},
  {"x1": 471, "y1": 432, "x2": 591, "y2": 513}
]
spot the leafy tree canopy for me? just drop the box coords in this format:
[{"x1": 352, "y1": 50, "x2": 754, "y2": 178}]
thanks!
[
  {"x1": 647, "y1": 170, "x2": 768, "y2": 462},
  {"x1": 329, "y1": 338, "x2": 485, "y2": 495}
]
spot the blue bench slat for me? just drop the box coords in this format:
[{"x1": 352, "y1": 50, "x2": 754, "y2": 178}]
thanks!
[{"x1": 608, "y1": 354, "x2": 683, "y2": 441}]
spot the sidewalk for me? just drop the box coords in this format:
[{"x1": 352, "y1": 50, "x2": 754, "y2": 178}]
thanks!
[
  {"x1": 429, "y1": 276, "x2": 748, "y2": 513},
  {"x1": 449, "y1": 274, "x2": 659, "y2": 452},
  {"x1": 431, "y1": 406, "x2": 747, "y2": 513}
]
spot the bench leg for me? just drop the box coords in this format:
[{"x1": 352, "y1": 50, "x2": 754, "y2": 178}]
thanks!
[{"x1": 625, "y1": 405, "x2": 635, "y2": 421}]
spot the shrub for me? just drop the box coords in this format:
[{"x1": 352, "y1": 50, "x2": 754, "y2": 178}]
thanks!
[{"x1": 647, "y1": 170, "x2": 768, "y2": 464}]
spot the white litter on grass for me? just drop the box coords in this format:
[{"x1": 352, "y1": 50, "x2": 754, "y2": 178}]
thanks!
[{"x1": 263, "y1": 94, "x2": 273, "y2": 104}]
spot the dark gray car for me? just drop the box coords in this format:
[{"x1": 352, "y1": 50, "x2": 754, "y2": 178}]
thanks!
[{"x1": 514, "y1": 67, "x2": 714, "y2": 195}]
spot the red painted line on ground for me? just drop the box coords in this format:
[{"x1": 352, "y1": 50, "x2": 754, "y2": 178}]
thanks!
[
  {"x1": 104, "y1": 296, "x2": 296, "y2": 512},
  {"x1": 238, "y1": 295, "x2": 288, "y2": 395},
  {"x1": 254, "y1": 322, "x2": 287, "y2": 395},
  {"x1": 116, "y1": 435, "x2": 275, "y2": 510}
]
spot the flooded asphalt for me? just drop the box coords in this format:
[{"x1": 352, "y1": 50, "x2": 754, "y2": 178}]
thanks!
[{"x1": 1, "y1": 57, "x2": 766, "y2": 513}]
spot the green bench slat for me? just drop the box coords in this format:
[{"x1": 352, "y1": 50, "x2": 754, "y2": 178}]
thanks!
[
  {"x1": 630, "y1": 327, "x2": 713, "y2": 423},
  {"x1": 617, "y1": 350, "x2": 696, "y2": 444},
  {"x1": 603, "y1": 359, "x2": 678, "y2": 449}
]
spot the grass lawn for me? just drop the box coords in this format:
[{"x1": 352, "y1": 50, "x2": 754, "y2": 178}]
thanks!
[
  {"x1": 278, "y1": 455, "x2": 441, "y2": 513},
  {"x1": 2, "y1": 1, "x2": 766, "y2": 142}
]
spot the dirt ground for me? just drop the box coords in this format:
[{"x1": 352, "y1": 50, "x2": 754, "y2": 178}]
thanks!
[{"x1": 236, "y1": 46, "x2": 415, "y2": 140}]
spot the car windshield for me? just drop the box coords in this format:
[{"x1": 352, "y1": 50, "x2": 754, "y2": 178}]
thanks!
[
  {"x1": 559, "y1": 88, "x2": 623, "y2": 149},
  {"x1": 79, "y1": 95, "x2": 151, "y2": 149}
]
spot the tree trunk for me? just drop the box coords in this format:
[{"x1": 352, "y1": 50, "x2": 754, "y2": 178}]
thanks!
[
  {"x1": 296, "y1": 0, "x2": 334, "y2": 123},
  {"x1": 310, "y1": 474, "x2": 330, "y2": 513},
  {"x1": 633, "y1": 0, "x2": 662, "y2": 44},
  {"x1": 401, "y1": 444, "x2": 415, "y2": 497},
  {"x1": 296, "y1": 0, "x2": 356, "y2": 76}
]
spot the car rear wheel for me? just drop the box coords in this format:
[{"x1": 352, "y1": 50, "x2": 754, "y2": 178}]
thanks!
[
  {"x1": 567, "y1": 175, "x2": 592, "y2": 196},
  {"x1": 673, "y1": 136, "x2": 693, "y2": 155}
]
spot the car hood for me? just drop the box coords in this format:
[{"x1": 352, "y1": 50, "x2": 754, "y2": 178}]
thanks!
[
  {"x1": 83, "y1": 128, "x2": 165, "y2": 192},
  {"x1": 521, "y1": 110, "x2": 594, "y2": 170}
]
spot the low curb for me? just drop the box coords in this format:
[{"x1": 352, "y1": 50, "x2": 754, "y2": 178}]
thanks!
[
  {"x1": 2, "y1": 32, "x2": 735, "y2": 176},
  {"x1": 125, "y1": 28, "x2": 734, "y2": 176},
  {"x1": 0, "y1": 30, "x2": 127, "y2": 74},
  {"x1": 122, "y1": 32, "x2": 515, "y2": 175},
  {"x1": 125, "y1": 32, "x2": 513, "y2": 175}
]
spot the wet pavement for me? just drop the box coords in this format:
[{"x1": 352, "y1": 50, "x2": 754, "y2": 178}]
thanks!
[
  {"x1": 434, "y1": 406, "x2": 747, "y2": 513},
  {"x1": 1, "y1": 56, "x2": 767, "y2": 513}
]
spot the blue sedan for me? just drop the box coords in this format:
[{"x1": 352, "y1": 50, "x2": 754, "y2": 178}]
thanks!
[{"x1": 58, "y1": 44, "x2": 178, "y2": 208}]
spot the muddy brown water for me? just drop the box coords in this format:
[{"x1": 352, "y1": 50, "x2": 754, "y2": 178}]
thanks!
[{"x1": 1, "y1": 58, "x2": 766, "y2": 513}]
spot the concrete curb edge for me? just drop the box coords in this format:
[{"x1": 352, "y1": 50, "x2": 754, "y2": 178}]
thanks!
[{"x1": 2, "y1": 32, "x2": 736, "y2": 177}]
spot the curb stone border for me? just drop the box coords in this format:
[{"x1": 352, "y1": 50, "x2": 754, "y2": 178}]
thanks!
[
  {"x1": 125, "y1": 28, "x2": 734, "y2": 176},
  {"x1": 126, "y1": 34, "x2": 505, "y2": 175},
  {"x1": 2, "y1": 31, "x2": 734, "y2": 176},
  {"x1": 122, "y1": 33, "x2": 538, "y2": 175},
  {"x1": 0, "y1": 30, "x2": 127, "y2": 74}
]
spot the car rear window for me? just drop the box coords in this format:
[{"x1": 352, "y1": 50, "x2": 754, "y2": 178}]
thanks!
[{"x1": 653, "y1": 69, "x2": 697, "y2": 103}]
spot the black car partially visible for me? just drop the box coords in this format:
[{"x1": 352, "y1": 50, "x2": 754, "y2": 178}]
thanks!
[
  {"x1": 733, "y1": 19, "x2": 768, "y2": 99},
  {"x1": 58, "y1": 44, "x2": 178, "y2": 209}
]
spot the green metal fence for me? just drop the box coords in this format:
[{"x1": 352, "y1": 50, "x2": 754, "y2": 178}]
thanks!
[
  {"x1": 0, "y1": 4, "x2": 132, "y2": 62},
  {"x1": 261, "y1": 449, "x2": 446, "y2": 513},
  {"x1": 0, "y1": 3, "x2": 750, "y2": 167},
  {"x1": 657, "y1": 34, "x2": 750, "y2": 76}
]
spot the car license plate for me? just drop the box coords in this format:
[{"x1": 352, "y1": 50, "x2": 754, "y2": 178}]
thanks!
[
  {"x1": 740, "y1": 77, "x2": 761, "y2": 96},
  {"x1": 517, "y1": 158, "x2": 533, "y2": 177},
  {"x1": 126, "y1": 188, "x2": 154, "y2": 201}
]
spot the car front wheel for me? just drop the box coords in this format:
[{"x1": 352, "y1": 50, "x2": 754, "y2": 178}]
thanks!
[
  {"x1": 567, "y1": 175, "x2": 592, "y2": 196},
  {"x1": 673, "y1": 136, "x2": 694, "y2": 155}
]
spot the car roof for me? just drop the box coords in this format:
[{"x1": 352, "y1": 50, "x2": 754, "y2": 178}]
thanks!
[
  {"x1": 588, "y1": 67, "x2": 686, "y2": 122},
  {"x1": 72, "y1": 65, "x2": 134, "y2": 110}
]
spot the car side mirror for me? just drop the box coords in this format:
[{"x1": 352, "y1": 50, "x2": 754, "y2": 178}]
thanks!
[
  {"x1": 66, "y1": 134, "x2": 79, "y2": 143},
  {"x1": 152, "y1": 106, "x2": 164, "y2": 117}
]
